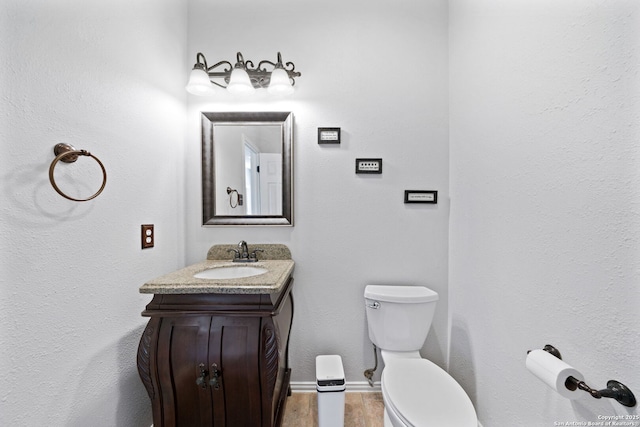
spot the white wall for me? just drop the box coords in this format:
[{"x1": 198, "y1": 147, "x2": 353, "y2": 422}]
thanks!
[
  {"x1": 449, "y1": 0, "x2": 640, "y2": 425},
  {"x1": 186, "y1": 0, "x2": 450, "y2": 384},
  {"x1": 214, "y1": 126, "x2": 247, "y2": 215},
  {"x1": 0, "y1": 1, "x2": 186, "y2": 425}
]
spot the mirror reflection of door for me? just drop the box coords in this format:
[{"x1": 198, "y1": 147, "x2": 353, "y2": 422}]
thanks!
[
  {"x1": 243, "y1": 139, "x2": 282, "y2": 215},
  {"x1": 244, "y1": 139, "x2": 260, "y2": 215},
  {"x1": 258, "y1": 152, "x2": 282, "y2": 215}
]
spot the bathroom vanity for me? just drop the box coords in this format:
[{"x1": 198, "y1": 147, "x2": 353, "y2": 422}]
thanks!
[{"x1": 137, "y1": 244, "x2": 294, "y2": 427}]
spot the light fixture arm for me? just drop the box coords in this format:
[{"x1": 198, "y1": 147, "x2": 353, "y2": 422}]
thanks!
[
  {"x1": 257, "y1": 52, "x2": 301, "y2": 87},
  {"x1": 195, "y1": 52, "x2": 208, "y2": 70},
  {"x1": 189, "y1": 51, "x2": 301, "y2": 91}
]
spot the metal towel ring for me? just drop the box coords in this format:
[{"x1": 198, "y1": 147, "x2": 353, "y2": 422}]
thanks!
[
  {"x1": 49, "y1": 143, "x2": 107, "y2": 202},
  {"x1": 227, "y1": 187, "x2": 239, "y2": 208}
]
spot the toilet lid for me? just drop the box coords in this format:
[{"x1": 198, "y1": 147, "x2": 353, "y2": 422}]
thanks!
[{"x1": 382, "y1": 359, "x2": 477, "y2": 427}]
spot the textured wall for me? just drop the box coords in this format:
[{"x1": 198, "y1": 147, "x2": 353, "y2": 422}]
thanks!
[
  {"x1": 449, "y1": 0, "x2": 640, "y2": 425},
  {"x1": 185, "y1": 0, "x2": 450, "y2": 386},
  {"x1": 0, "y1": 1, "x2": 186, "y2": 425}
]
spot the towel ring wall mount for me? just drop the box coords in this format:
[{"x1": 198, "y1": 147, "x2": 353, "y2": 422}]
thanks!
[{"x1": 49, "y1": 143, "x2": 107, "y2": 202}]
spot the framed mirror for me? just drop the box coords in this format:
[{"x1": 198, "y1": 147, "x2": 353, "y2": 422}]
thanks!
[{"x1": 202, "y1": 112, "x2": 293, "y2": 226}]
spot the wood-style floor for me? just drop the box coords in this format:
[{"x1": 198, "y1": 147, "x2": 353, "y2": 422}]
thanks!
[{"x1": 282, "y1": 392, "x2": 384, "y2": 427}]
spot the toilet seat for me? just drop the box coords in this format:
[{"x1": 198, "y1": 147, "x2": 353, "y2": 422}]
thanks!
[{"x1": 381, "y1": 358, "x2": 477, "y2": 427}]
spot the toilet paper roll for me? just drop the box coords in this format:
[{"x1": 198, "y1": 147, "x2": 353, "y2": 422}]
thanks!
[{"x1": 526, "y1": 349, "x2": 584, "y2": 400}]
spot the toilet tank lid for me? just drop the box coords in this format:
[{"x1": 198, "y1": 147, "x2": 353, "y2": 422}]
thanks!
[{"x1": 364, "y1": 285, "x2": 439, "y2": 303}]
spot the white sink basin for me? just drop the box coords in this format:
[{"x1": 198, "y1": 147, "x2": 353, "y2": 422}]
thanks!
[{"x1": 194, "y1": 266, "x2": 268, "y2": 280}]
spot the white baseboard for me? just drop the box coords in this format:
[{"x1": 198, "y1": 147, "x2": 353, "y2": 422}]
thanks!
[{"x1": 290, "y1": 380, "x2": 381, "y2": 392}]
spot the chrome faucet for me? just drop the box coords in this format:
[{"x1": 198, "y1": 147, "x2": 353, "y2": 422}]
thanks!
[
  {"x1": 239, "y1": 240, "x2": 249, "y2": 258},
  {"x1": 229, "y1": 240, "x2": 263, "y2": 262}
]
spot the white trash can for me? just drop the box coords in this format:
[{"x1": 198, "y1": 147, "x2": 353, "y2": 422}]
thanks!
[{"x1": 316, "y1": 355, "x2": 346, "y2": 427}]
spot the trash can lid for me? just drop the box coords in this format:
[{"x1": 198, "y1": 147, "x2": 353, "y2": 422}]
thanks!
[{"x1": 316, "y1": 355, "x2": 345, "y2": 383}]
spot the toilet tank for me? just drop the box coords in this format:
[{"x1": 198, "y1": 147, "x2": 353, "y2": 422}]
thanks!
[{"x1": 364, "y1": 285, "x2": 439, "y2": 352}]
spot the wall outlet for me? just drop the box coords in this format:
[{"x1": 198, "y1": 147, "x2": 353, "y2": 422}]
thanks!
[{"x1": 141, "y1": 224, "x2": 154, "y2": 249}]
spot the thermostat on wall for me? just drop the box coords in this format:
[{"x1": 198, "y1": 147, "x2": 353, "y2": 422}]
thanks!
[
  {"x1": 404, "y1": 190, "x2": 437, "y2": 204},
  {"x1": 355, "y1": 158, "x2": 382, "y2": 174}
]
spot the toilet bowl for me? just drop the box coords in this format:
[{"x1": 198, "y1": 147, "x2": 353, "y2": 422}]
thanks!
[
  {"x1": 364, "y1": 285, "x2": 478, "y2": 427},
  {"x1": 382, "y1": 358, "x2": 476, "y2": 427}
]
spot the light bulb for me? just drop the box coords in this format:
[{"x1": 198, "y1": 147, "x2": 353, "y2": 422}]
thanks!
[
  {"x1": 227, "y1": 68, "x2": 255, "y2": 95},
  {"x1": 267, "y1": 67, "x2": 294, "y2": 95},
  {"x1": 185, "y1": 67, "x2": 215, "y2": 96}
]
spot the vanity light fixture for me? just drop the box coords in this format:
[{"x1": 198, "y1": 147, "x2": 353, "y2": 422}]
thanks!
[{"x1": 186, "y1": 52, "x2": 301, "y2": 96}]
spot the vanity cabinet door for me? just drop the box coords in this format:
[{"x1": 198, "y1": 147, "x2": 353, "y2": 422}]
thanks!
[
  {"x1": 208, "y1": 316, "x2": 262, "y2": 426},
  {"x1": 156, "y1": 315, "x2": 215, "y2": 426},
  {"x1": 155, "y1": 316, "x2": 264, "y2": 426},
  {"x1": 138, "y1": 285, "x2": 294, "y2": 427}
]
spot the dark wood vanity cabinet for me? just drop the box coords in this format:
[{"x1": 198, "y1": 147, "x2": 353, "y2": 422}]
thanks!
[{"x1": 137, "y1": 278, "x2": 293, "y2": 427}]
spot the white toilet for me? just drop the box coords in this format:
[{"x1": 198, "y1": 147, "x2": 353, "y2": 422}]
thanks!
[{"x1": 364, "y1": 285, "x2": 478, "y2": 427}]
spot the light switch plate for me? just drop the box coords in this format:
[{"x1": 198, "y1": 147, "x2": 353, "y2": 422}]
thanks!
[
  {"x1": 355, "y1": 158, "x2": 382, "y2": 174},
  {"x1": 404, "y1": 190, "x2": 438, "y2": 204}
]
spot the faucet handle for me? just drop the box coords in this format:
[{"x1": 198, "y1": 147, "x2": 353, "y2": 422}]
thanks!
[
  {"x1": 249, "y1": 249, "x2": 264, "y2": 260},
  {"x1": 227, "y1": 248, "x2": 240, "y2": 259}
]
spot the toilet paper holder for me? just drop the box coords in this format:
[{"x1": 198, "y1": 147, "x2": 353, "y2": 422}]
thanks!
[{"x1": 532, "y1": 345, "x2": 636, "y2": 407}]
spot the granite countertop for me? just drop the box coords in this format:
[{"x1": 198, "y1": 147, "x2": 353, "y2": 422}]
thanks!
[{"x1": 139, "y1": 259, "x2": 294, "y2": 295}]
